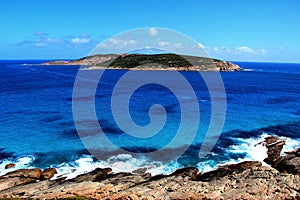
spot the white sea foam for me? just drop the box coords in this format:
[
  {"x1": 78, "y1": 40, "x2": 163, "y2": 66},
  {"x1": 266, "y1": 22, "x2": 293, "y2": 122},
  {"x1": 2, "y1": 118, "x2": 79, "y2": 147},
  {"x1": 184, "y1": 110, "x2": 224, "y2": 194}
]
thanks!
[
  {"x1": 0, "y1": 153, "x2": 180, "y2": 179},
  {"x1": 0, "y1": 155, "x2": 35, "y2": 176},
  {"x1": 242, "y1": 68, "x2": 254, "y2": 72},
  {"x1": 196, "y1": 159, "x2": 216, "y2": 173},
  {"x1": 1, "y1": 134, "x2": 299, "y2": 179},
  {"x1": 51, "y1": 154, "x2": 178, "y2": 180},
  {"x1": 221, "y1": 133, "x2": 300, "y2": 169},
  {"x1": 44, "y1": 135, "x2": 300, "y2": 179},
  {"x1": 52, "y1": 155, "x2": 108, "y2": 180},
  {"x1": 229, "y1": 133, "x2": 269, "y2": 164},
  {"x1": 281, "y1": 137, "x2": 300, "y2": 155}
]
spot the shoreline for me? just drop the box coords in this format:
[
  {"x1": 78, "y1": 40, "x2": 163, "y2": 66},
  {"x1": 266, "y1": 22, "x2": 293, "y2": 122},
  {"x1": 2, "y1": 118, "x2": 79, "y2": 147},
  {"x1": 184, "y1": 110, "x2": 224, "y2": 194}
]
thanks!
[
  {"x1": 78, "y1": 65, "x2": 241, "y2": 72},
  {"x1": 0, "y1": 136, "x2": 299, "y2": 199}
]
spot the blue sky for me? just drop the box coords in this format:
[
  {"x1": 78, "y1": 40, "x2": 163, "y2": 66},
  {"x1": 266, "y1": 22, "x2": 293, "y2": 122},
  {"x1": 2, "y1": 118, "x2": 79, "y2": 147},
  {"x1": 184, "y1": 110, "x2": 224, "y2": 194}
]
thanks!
[{"x1": 0, "y1": 0, "x2": 299, "y2": 62}]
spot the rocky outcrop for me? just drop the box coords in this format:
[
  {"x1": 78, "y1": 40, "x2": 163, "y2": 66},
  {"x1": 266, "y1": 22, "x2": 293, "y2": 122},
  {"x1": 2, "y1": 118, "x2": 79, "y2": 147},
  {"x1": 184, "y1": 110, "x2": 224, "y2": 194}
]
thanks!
[
  {"x1": 3, "y1": 168, "x2": 42, "y2": 179},
  {"x1": 0, "y1": 137, "x2": 299, "y2": 199},
  {"x1": 215, "y1": 60, "x2": 240, "y2": 71},
  {"x1": 276, "y1": 148, "x2": 300, "y2": 174},
  {"x1": 259, "y1": 136, "x2": 300, "y2": 174},
  {"x1": 0, "y1": 169, "x2": 42, "y2": 192},
  {"x1": 195, "y1": 161, "x2": 262, "y2": 181},
  {"x1": 71, "y1": 168, "x2": 112, "y2": 182},
  {"x1": 0, "y1": 162, "x2": 299, "y2": 199},
  {"x1": 41, "y1": 168, "x2": 58, "y2": 180},
  {"x1": 261, "y1": 136, "x2": 286, "y2": 165},
  {"x1": 4, "y1": 163, "x2": 15, "y2": 169}
]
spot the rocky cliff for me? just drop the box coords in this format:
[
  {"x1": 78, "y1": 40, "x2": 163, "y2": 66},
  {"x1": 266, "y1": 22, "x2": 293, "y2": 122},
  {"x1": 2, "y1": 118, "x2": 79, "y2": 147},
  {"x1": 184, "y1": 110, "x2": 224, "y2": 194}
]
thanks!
[{"x1": 43, "y1": 54, "x2": 241, "y2": 72}]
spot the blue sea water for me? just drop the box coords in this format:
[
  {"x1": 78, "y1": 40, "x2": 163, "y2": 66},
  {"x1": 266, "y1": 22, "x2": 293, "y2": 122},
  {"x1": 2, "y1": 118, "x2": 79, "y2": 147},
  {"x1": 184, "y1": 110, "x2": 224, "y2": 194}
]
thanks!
[{"x1": 0, "y1": 60, "x2": 300, "y2": 178}]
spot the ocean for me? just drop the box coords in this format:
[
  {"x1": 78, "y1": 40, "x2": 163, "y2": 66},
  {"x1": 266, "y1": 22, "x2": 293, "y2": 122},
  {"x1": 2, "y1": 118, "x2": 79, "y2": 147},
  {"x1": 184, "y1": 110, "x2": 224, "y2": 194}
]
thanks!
[{"x1": 0, "y1": 60, "x2": 300, "y2": 179}]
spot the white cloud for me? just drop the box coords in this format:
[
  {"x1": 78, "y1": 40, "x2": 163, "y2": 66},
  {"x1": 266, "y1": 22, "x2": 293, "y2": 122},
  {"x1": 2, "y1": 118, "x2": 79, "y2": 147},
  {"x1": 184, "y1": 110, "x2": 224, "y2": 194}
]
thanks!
[
  {"x1": 15, "y1": 32, "x2": 98, "y2": 48},
  {"x1": 158, "y1": 41, "x2": 169, "y2": 47},
  {"x1": 198, "y1": 43, "x2": 205, "y2": 48},
  {"x1": 207, "y1": 46, "x2": 267, "y2": 55},
  {"x1": 71, "y1": 37, "x2": 91, "y2": 44},
  {"x1": 127, "y1": 39, "x2": 136, "y2": 45},
  {"x1": 149, "y1": 27, "x2": 158, "y2": 36},
  {"x1": 35, "y1": 42, "x2": 46, "y2": 47},
  {"x1": 174, "y1": 43, "x2": 182, "y2": 48},
  {"x1": 256, "y1": 48, "x2": 267, "y2": 54},
  {"x1": 108, "y1": 38, "x2": 118, "y2": 44},
  {"x1": 108, "y1": 38, "x2": 136, "y2": 46},
  {"x1": 235, "y1": 46, "x2": 254, "y2": 53}
]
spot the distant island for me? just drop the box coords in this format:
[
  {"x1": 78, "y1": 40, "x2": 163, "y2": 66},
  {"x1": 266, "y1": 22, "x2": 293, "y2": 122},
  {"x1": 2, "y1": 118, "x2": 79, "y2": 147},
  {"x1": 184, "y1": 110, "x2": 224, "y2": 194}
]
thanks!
[{"x1": 43, "y1": 53, "x2": 241, "y2": 71}]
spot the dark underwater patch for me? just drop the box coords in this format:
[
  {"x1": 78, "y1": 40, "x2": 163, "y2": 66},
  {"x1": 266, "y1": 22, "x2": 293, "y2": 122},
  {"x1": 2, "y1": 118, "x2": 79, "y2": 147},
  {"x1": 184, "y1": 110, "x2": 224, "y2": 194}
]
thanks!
[
  {"x1": 32, "y1": 149, "x2": 92, "y2": 168},
  {"x1": 5, "y1": 110, "x2": 23, "y2": 115},
  {"x1": 6, "y1": 110, "x2": 61, "y2": 115},
  {"x1": 61, "y1": 128, "x2": 80, "y2": 139},
  {"x1": 266, "y1": 96, "x2": 297, "y2": 104},
  {"x1": 58, "y1": 120, "x2": 75, "y2": 127},
  {"x1": 40, "y1": 114, "x2": 64, "y2": 123},
  {"x1": 65, "y1": 94, "x2": 107, "y2": 102},
  {"x1": 260, "y1": 122, "x2": 300, "y2": 138},
  {"x1": 99, "y1": 119, "x2": 124, "y2": 135},
  {"x1": 292, "y1": 110, "x2": 300, "y2": 116},
  {"x1": 120, "y1": 146, "x2": 157, "y2": 153},
  {"x1": 69, "y1": 119, "x2": 124, "y2": 137},
  {"x1": 0, "y1": 148, "x2": 14, "y2": 160}
]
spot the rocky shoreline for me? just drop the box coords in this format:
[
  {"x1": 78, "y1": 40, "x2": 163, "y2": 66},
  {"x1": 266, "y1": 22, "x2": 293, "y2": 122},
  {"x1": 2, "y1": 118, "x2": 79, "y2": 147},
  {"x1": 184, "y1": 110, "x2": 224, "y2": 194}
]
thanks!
[{"x1": 0, "y1": 136, "x2": 299, "y2": 199}]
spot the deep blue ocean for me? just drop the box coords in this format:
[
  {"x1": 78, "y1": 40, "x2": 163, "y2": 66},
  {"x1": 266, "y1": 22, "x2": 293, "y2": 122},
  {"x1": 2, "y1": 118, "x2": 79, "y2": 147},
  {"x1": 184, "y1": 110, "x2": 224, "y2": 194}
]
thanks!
[{"x1": 0, "y1": 60, "x2": 300, "y2": 179}]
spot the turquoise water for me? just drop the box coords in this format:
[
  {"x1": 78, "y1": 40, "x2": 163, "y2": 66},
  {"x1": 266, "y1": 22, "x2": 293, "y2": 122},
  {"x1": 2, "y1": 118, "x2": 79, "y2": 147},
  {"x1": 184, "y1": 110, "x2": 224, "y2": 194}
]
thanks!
[{"x1": 0, "y1": 60, "x2": 299, "y2": 178}]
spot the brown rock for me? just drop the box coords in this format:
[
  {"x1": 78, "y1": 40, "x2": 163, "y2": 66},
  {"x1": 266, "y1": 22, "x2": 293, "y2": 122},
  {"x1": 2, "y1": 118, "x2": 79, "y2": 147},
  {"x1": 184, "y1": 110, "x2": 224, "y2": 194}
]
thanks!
[
  {"x1": 127, "y1": 193, "x2": 139, "y2": 200},
  {"x1": 0, "y1": 177, "x2": 36, "y2": 192},
  {"x1": 263, "y1": 136, "x2": 286, "y2": 165},
  {"x1": 276, "y1": 148, "x2": 300, "y2": 174},
  {"x1": 71, "y1": 168, "x2": 112, "y2": 182},
  {"x1": 4, "y1": 168, "x2": 42, "y2": 179},
  {"x1": 264, "y1": 136, "x2": 279, "y2": 145},
  {"x1": 170, "y1": 167, "x2": 199, "y2": 180},
  {"x1": 132, "y1": 167, "x2": 147, "y2": 175},
  {"x1": 4, "y1": 163, "x2": 15, "y2": 169},
  {"x1": 41, "y1": 168, "x2": 57, "y2": 180},
  {"x1": 258, "y1": 136, "x2": 300, "y2": 175},
  {"x1": 195, "y1": 161, "x2": 262, "y2": 181},
  {"x1": 0, "y1": 164, "x2": 300, "y2": 199},
  {"x1": 223, "y1": 160, "x2": 262, "y2": 171}
]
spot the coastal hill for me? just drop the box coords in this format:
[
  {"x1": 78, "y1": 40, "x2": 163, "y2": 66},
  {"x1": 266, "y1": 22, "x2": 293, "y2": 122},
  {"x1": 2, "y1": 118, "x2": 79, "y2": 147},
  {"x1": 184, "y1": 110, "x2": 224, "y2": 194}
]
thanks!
[{"x1": 43, "y1": 53, "x2": 241, "y2": 71}]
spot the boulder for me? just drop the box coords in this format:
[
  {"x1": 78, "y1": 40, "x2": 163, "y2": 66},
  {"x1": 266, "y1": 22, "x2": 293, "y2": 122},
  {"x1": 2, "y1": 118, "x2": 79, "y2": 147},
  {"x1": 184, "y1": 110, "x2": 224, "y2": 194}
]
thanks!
[
  {"x1": 41, "y1": 168, "x2": 57, "y2": 180},
  {"x1": 4, "y1": 168, "x2": 42, "y2": 179},
  {"x1": 4, "y1": 163, "x2": 15, "y2": 169},
  {"x1": 170, "y1": 167, "x2": 199, "y2": 180},
  {"x1": 71, "y1": 168, "x2": 112, "y2": 182},
  {"x1": 222, "y1": 160, "x2": 262, "y2": 171},
  {"x1": 0, "y1": 168, "x2": 42, "y2": 192},
  {"x1": 276, "y1": 148, "x2": 300, "y2": 174}
]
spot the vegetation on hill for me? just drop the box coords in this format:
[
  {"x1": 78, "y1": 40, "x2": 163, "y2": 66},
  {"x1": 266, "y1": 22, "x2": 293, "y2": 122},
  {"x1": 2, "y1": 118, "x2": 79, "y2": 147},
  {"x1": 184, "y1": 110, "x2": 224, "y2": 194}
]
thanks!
[{"x1": 43, "y1": 53, "x2": 241, "y2": 71}]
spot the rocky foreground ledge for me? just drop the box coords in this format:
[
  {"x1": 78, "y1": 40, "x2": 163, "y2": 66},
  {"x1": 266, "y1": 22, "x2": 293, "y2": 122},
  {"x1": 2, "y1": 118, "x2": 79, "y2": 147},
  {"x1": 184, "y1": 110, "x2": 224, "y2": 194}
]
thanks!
[{"x1": 0, "y1": 136, "x2": 299, "y2": 199}]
